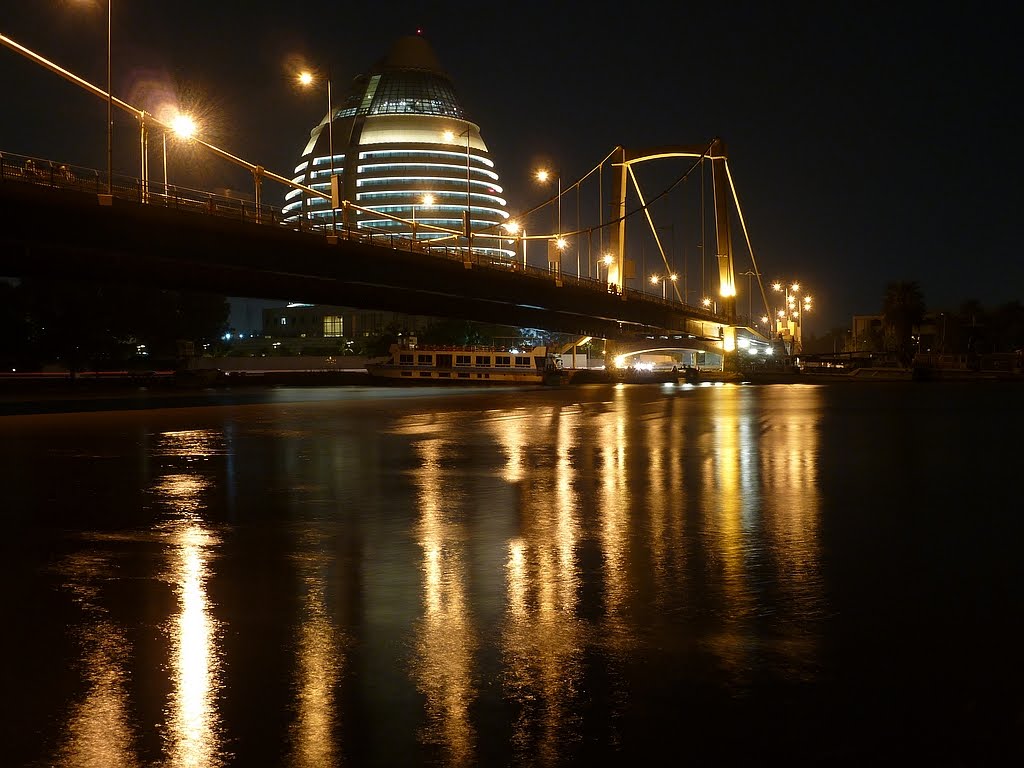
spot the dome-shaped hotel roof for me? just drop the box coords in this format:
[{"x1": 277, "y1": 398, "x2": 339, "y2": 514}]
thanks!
[{"x1": 283, "y1": 33, "x2": 511, "y2": 259}]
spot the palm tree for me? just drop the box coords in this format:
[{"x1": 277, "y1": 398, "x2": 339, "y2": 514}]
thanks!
[{"x1": 882, "y1": 281, "x2": 926, "y2": 365}]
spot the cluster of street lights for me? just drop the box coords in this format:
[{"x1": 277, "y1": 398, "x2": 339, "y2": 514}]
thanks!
[{"x1": 771, "y1": 280, "x2": 813, "y2": 353}]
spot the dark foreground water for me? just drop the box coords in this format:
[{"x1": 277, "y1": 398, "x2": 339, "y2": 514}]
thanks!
[{"x1": 2, "y1": 381, "x2": 1022, "y2": 766}]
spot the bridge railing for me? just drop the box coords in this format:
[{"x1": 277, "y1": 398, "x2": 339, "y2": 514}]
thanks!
[{"x1": 0, "y1": 150, "x2": 296, "y2": 226}]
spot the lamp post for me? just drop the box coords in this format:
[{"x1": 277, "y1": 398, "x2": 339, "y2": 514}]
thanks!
[
  {"x1": 412, "y1": 193, "x2": 434, "y2": 240},
  {"x1": 536, "y1": 168, "x2": 565, "y2": 275},
  {"x1": 799, "y1": 294, "x2": 812, "y2": 352},
  {"x1": 162, "y1": 131, "x2": 167, "y2": 197},
  {"x1": 598, "y1": 253, "x2": 613, "y2": 286},
  {"x1": 106, "y1": 0, "x2": 111, "y2": 194},
  {"x1": 442, "y1": 128, "x2": 472, "y2": 249},
  {"x1": 535, "y1": 168, "x2": 561, "y2": 242},
  {"x1": 503, "y1": 221, "x2": 526, "y2": 267},
  {"x1": 79, "y1": 0, "x2": 113, "y2": 194},
  {"x1": 651, "y1": 273, "x2": 678, "y2": 300},
  {"x1": 298, "y1": 69, "x2": 335, "y2": 234},
  {"x1": 70, "y1": 0, "x2": 113, "y2": 193},
  {"x1": 740, "y1": 269, "x2": 759, "y2": 323},
  {"x1": 462, "y1": 128, "x2": 471, "y2": 249},
  {"x1": 161, "y1": 112, "x2": 196, "y2": 198}
]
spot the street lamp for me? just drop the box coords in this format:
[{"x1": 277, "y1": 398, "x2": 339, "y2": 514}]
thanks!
[
  {"x1": 740, "y1": 269, "x2": 759, "y2": 322},
  {"x1": 105, "y1": 0, "x2": 111, "y2": 195},
  {"x1": 298, "y1": 69, "x2": 335, "y2": 234},
  {"x1": 535, "y1": 167, "x2": 562, "y2": 241},
  {"x1": 503, "y1": 220, "x2": 526, "y2": 267},
  {"x1": 76, "y1": 0, "x2": 112, "y2": 194},
  {"x1": 161, "y1": 111, "x2": 196, "y2": 197},
  {"x1": 412, "y1": 193, "x2": 434, "y2": 240},
  {"x1": 799, "y1": 294, "x2": 813, "y2": 351},
  {"x1": 598, "y1": 253, "x2": 613, "y2": 285},
  {"x1": 536, "y1": 168, "x2": 566, "y2": 274},
  {"x1": 443, "y1": 128, "x2": 472, "y2": 249},
  {"x1": 650, "y1": 273, "x2": 678, "y2": 300}
]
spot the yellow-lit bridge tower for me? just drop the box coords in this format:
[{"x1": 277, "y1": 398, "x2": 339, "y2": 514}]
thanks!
[{"x1": 606, "y1": 138, "x2": 739, "y2": 322}]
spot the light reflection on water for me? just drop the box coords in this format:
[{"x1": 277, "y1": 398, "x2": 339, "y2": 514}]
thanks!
[
  {"x1": 53, "y1": 552, "x2": 140, "y2": 768},
  {"x1": 152, "y1": 431, "x2": 226, "y2": 768},
  {"x1": 410, "y1": 434, "x2": 477, "y2": 765},
  {"x1": 495, "y1": 402, "x2": 587, "y2": 766},
  {"x1": 288, "y1": 537, "x2": 344, "y2": 768},
  {"x1": 11, "y1": 383, "x2": 1016, "y2": 764},
  {"x1": 701, "y1": 386, "x2": 758, "y2": 677}
]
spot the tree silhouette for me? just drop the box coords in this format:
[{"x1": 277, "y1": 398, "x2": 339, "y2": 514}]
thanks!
[
  {"x1": 882, "y1": 281, "x2": 926, "y2": 365},
  {"x1": 10, "y1": 278, "x2": 228, "y2": 371}
]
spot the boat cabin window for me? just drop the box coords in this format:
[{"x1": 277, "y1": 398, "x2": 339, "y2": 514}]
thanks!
[
  {"x1": 495, "y1": 356, "x2": 511, "y2": 367},
  {"x1": 475, "y1": 355, "x2": 489, "y2": 366},
  {"x1": 399, "y1": 354, "x2": 414, "y2": 365},
  {"x1": 514, "y1": 356, "x2": 531, "y2": 367},
  {"x1": 455, "y1": 355, "x2": 471, "y2": 366},
  {"x1": 417, "y1": 354, "x2": 433, "y2": 365}
]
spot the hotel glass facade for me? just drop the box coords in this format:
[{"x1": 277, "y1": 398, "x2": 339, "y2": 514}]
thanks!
[{"x1": 283, "y1": 34, "x2": 514, "y2": 260}]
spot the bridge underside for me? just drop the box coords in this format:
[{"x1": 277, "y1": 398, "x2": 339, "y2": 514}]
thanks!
[{"x1": 0, "y1": 181, "x2": 734, "y2": 343}]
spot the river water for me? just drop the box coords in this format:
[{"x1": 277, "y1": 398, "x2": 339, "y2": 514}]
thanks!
[{"x1": 2, "y1": 381, "x2": 1022, "y2": 766}]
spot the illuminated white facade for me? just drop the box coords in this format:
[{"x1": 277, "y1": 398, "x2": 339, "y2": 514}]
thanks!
[{"x1": 283, "y1": 34, "x2": 513, "y2": 260}]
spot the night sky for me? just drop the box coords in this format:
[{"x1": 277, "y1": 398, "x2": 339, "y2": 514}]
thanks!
[{"x1": 1, "y1": 2, "x2": 1018, "y2": 331}]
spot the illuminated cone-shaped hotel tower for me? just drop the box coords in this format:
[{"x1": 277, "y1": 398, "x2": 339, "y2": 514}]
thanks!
[{"x1": 283, "y1": 33, "x2": 513, "y2": 260}]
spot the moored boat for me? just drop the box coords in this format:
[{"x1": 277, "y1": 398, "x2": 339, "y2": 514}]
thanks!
[{"x1": 366, "y1": 340, "x2": 565, "y2": 385}]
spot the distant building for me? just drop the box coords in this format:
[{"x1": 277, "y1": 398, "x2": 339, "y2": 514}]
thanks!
[
  {"x1": 852, "y1": 314, "x2": 883, "y2": 350},
  {"x1": 262, "y1": 304, "x2": 434, "y2": 340},
  {"x1": 283, "y1": 33, "x2": 513, "y2": 261}
]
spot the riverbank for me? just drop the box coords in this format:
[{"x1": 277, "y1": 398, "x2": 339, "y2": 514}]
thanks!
[{"x1": 3, "y1": 363, "x2": 1020, "y2": 411}]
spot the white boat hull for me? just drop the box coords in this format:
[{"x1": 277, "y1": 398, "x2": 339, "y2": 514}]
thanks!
[{"x1": 366, "y1": 343, "x2": 564, "y2": 386}]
